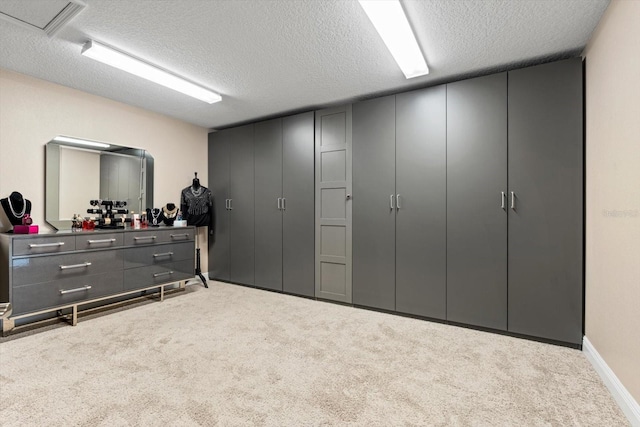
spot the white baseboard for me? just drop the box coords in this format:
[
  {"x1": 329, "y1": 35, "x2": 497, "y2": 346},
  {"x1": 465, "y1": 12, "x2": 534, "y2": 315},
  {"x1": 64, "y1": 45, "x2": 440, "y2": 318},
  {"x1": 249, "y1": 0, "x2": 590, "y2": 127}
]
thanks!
[{"x1": 583, "y1": 336, "x2": 640, "y2": 426}]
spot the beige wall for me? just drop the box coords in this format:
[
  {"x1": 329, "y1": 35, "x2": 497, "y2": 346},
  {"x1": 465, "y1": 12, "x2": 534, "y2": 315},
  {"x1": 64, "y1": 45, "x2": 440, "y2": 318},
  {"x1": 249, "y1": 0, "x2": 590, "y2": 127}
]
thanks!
[
  {"x1": 584, "y1": 0, "x2": 640, "y2": 403},
  {"x1": 0, "y1": 68, "x2": 211, "y2": 271}
]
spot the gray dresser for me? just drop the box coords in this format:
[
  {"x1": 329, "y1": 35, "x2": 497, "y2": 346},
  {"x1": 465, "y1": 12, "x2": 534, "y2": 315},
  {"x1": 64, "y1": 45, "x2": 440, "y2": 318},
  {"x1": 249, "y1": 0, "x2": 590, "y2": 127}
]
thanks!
[{"x1": 0, "y1": 227, "x2": 196, "y2": 334}]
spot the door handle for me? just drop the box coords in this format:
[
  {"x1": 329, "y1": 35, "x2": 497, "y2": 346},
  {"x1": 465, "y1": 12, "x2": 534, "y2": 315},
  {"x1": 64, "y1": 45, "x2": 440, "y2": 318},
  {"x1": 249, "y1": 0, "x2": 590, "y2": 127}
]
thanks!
[
  {"x1": 229, "y1": 199, "x2": 233, "y2": 210},
  {"x1": 396, "y1": 194, "x2": 401, "y2": 209},
  {"x1": 511, "y1": 191, "x2": 516, "y2": 210},
  {"x1": 282, "y1": 198, "x2": 286, "y2": 211},
  {"x1": 390, "y1": 194, "x2": 394, "y2": 210},
  {"x1": 501, "y1": 192, "x2": 506, "y2": 210},
  {"x1": 277, "y1": 198, "x2": 282, "y2": 210}
]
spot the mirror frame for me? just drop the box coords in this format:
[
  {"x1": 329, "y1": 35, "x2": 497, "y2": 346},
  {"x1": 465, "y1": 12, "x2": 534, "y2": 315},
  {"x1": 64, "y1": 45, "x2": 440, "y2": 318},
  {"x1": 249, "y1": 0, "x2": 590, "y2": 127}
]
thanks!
[{"x1": 45, "y1": 137, "x2": 154, "y2": 230}]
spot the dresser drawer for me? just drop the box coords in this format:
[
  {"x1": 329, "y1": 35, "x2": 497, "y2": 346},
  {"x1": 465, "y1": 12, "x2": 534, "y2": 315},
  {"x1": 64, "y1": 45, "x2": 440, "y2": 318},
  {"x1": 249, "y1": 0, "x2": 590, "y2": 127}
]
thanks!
[
  {"x1": 12, "y1": 235, "x2": 76, "y2": 256},
  {"x1": 12, "y1": 270, "x2": 124, "y2": 316},
  {"x1": 123, "y1": 242, "x2": 194, "y2": 269},
  {"x1": 123, "y1": 260, "x2": 194, "y2": 291},
  {"x1": 124, "y1": 228, "x2": 195, "y2": 246},
  {"x1": 75, "y1": 233, "x2": 124, "y2": 250},
  {"x1": 12, "y1": 249, "x2": 124, "y2": 287}
]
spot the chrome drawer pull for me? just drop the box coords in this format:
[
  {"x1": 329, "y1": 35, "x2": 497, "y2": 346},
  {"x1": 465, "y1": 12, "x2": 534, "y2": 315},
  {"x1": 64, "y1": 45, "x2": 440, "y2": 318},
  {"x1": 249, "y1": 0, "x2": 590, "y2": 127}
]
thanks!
[
  {"x1": 170, "y1": 234, "x2": 190, "y2": 239},
  {"x1": 59, "y1": 262, "x2": 92, "y2": 270},
  {"x1": 153, "y1": 271, "x2": 174, "y2": 278},
  {"x1": 60, "y1": 285, "x2": 92, "y2": 295},
  {"x1": 88, "y1": 238, "x2": 117, "y2": 244},
  {"x1": 134, "y1": 236, "x2": 157, "y2": 241},
  {"x1": 29, "y1": 242, "x2": 65, "y2": 248},
  {"x1": 153, "y1": 252, "x2": 174, "y2": 258}
]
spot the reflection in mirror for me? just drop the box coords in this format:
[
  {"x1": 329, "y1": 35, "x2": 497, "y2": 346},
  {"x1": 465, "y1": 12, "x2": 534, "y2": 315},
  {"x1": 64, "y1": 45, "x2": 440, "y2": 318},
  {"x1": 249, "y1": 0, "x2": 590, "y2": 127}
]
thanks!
[{"x1": 45, "y1": 136, "x2": 154, "y2": 230}]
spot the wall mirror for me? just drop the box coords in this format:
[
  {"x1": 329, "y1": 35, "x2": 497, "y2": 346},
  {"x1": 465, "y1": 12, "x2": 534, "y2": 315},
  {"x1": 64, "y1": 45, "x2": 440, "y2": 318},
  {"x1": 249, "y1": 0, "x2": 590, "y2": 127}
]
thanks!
[{"x1": 45, "y1": 136, "x2": 154, "y2": 230}]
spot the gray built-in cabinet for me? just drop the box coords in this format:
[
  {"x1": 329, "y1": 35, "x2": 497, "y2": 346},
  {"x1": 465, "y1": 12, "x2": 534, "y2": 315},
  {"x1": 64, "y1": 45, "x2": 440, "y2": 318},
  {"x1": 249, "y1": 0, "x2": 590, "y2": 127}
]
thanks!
[
  {"x1": 208, "y1": 124, "x2": 255, "y2": 285},
  {"x1": 507, "y1": 59, "x2": 583, "y2": 344},
  {"x1": 209, "y1": 112, "x2": 315, "y2": 296},
  {"x1": 352, "y1": 88, "x2": 447, "y2": 317},
  {"x1": 254, "y1": 112, "x2": 315, "y2": 296},
  {"x1": 208, "y1": 57, "x2": 584, "y2": 346}
]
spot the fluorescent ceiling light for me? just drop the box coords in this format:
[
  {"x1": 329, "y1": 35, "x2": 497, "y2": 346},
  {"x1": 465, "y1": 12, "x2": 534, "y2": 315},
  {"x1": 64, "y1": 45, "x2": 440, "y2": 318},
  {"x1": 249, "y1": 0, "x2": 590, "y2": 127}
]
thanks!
[
  {"x1": 358, "y1": 0, "x2": 429, "y2": 79},
  {"x1": 53, "y1": 136, "x2": 110, "y2": 148},
  {"x1": 81, "y1": 40, "x2": 222, "y2": 104}
]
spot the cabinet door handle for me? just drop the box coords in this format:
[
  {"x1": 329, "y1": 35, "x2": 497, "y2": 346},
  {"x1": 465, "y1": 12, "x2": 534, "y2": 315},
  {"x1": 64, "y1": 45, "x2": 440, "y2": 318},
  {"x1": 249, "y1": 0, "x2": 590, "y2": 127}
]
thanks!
[
  {"x1": 60, "y1": 285, "x2": 92, "y2": 295},
  {"x1": 511, "y1": 191, "x2": 516, "y2": 210},
  {"x1": 88, "y1": 238, "x2": 116, "y2": 244},
  {"x1": 170, "y1": 233, "x2": 190, "y2": 239},
  {"x1": 29, "y1": 242, "x2": 65, "y2": 248},
  {"x1": 282, "y1": 198, "x2": 286, "y2": 211},
  {"x1": 153, "y1": 252, "x2": 174, "y2": 258},
  {"x1": 277, "y1": 198, "x2": 282, "y2": 210},
  {"x1": 390, "y1": 195, "x2": 394, "y2": 210},
  {"x1": 501, "y1": 192, "x2": 506, "y2": 210},
  {"x1": 153, "y1": 271, "x2": 174, "y2": 278},
  {"x1": 225, "y1": 199, "x2": 230, "y2": 210},
  {"x1": 134, "y1": 236, "x2": 157, "y2": 241},
  {"x1": 229, "y1": 199, "x2": 233, "y2": 210},
  {"x1": 396, "y1": 194, "x2": 401, "y2": 209},
  {"x1": 59, "y1": 262, "x2": 92, "y2": 270}
]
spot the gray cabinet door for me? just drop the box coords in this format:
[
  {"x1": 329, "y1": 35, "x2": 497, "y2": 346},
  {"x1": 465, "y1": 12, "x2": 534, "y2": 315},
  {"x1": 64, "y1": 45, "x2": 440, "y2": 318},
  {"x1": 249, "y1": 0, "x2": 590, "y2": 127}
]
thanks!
[
  {"x1": 229, "y1": 124, "x2": 255, "y2": 285},
  {"x1": 447, "y1": 73, "x2": 508, "y2": 330},
  {"x1": 283, "y1": 112, "x2": 315, "y2": 297},
  {"x1": 352, "y1": 96, "x2": 396, "y2": 311},
  {"x1": 315, "y1": 105, "x2": 352, "y2": 303},
  {"x1": 208, "y1": 131, "x2": 230, "y2": 281},
  {"x1": 254, "y1": 118, "x2": 283, "y2": 291},
  {"x1": 508, "y1": 58, "x2": 583, "y2": 344},
  {"x1": 395, "y1": 86, "x2": 447, "y2": 319}
]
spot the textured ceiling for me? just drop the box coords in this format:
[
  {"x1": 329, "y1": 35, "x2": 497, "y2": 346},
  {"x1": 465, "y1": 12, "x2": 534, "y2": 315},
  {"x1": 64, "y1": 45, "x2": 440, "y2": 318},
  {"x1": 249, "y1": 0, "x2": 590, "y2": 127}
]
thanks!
[{"x1": 0, "y1": 0, "x2": 609, "y2": 130}]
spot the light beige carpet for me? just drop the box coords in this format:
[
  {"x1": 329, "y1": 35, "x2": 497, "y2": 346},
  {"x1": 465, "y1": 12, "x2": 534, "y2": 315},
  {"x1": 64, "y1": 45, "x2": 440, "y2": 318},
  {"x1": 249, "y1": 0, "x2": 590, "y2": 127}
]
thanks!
[{"x1": 0, "y1": 281, "x2": 629, "y2": 426}]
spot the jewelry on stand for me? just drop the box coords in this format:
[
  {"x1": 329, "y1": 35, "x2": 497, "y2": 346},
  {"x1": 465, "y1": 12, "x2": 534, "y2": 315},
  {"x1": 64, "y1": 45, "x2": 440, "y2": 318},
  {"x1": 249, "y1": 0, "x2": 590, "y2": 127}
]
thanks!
[
  {"x1": 8, "y1": 197, "x2": 26, "y2": 219},
  {"x1": 163, "y1": 205, "x2": 178, "y2": 218},
  {"x1": 162, "y1": 203, "x2": 178, "y2": 226},
  {"x1": 150, "y1": 208, "x2": 161, "y2": 226}
]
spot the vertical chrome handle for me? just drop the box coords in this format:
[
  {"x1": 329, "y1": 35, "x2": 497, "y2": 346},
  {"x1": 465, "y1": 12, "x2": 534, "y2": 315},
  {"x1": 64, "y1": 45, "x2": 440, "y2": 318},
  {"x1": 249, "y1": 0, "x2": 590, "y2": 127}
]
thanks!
[
  {"x1": 396, "y1": 194, "x2": 401, "y2": 209},
  {"x1": 277, "y1": 198, "x2": 282, "y2": 210},
  {"x1": 225, "y1": 199, "x2": 229, "y2": 210},
  {"x1": 501, "y1": 192, "x2": 506, "y2": 209},
  {"x1": 511, "y1": 192, "x2": 515, "y2": 210},
  {"x1": 390, "y1": 195, "x2": 394, "y2": 209},
  {"x1": 229, "y1": 199, "x2": 233, "y2": 210},
  {"x1": 282, "y1": 198, "x2": 286, "y2": 211}
]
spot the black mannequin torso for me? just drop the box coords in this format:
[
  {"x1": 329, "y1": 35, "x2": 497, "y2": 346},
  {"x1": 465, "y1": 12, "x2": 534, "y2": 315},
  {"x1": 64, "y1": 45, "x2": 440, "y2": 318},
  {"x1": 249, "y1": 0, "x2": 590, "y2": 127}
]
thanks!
[{"x1": 1, "y1": 192, "x2": 32, "y2": 226}]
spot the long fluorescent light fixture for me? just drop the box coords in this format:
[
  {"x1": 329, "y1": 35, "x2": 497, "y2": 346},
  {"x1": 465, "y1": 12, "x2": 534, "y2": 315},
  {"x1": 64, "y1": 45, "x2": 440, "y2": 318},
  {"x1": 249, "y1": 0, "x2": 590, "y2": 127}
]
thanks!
[
  {"x1": 81, "y1": 40, "x2": 222, "y2": 104},
  {"x1": 358, "y1": 0, "x2": 429, "y2": 79},
  {"x1": 53, "y1": 136, "x2": 110, "y2": 148}
]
